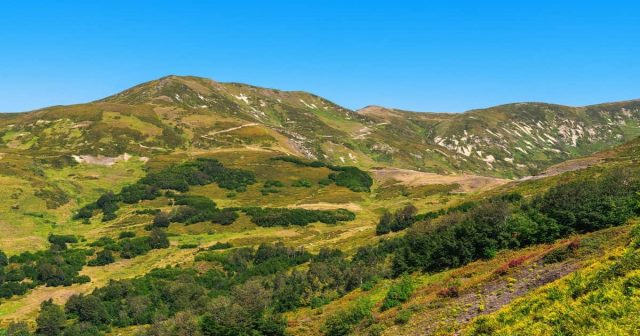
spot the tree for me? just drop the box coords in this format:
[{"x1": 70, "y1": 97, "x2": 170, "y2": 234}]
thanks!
[
  {"x1": 375, "y1": 212, "x2": 393, "y2": 235},
  {"x1": 61, "y1": 322, "x2": 100, "y2": 336},
  {"x1": 153, "y1": 212, "x2": 171, "y2": 228},
  {"x1": 231, "y1": 280, "x2": 272, "y2": 317},
  {"x1": 88, "y1": 250, "x2": 114, "y2": 266},
  {"x1": 149, "y1": 229, "x2": 170, "y2": 249},
  {"x1": 65, "y1": 295, "x2": 109, "y2": 326},
  {"x1": 7, "y1": 321, "x2": 31, "y2": 336},
  {"x1": 0, "y1": 249, "x2": 8, "y2": 266},
  {"x1": 36, "y1": 299, "x2": 66, "y2": 336}
]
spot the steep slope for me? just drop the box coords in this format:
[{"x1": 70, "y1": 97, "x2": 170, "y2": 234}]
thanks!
[{"x1": 359, "y1": 101, "x2": 640, "y2": 177}]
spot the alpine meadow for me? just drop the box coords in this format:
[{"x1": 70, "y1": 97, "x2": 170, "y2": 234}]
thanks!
[
  {"x1": 2, "y1": 2, "x2": 640, "y2": 335},
  {"x1": 0, "y1": 75, "x2": 639, "y2": 335}
]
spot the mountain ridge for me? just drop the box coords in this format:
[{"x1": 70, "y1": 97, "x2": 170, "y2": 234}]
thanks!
[{"x1": 1, "y1": 75, "x2": 639, "y2": 178}]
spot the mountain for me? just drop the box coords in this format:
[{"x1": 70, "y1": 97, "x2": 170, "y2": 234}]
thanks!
[
  {"x1": 1, "y1": 75, "x2": 639, "y2": 178},
  {"x1": 1, "y1": 75, "x2": 640, "y2": 335}
]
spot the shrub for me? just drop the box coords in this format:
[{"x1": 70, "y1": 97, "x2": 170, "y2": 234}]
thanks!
[
  {"x1": 88, "y1": 249, "x2": 115, "y2": 266},
  {"x1": 381, "y1": 275, "x2": 414, "y2": 311},
  {"x1": 153, "y1": 212, "x2": 171, "y2": 228},
  {"x1": 208, "y1": 242, "x2": 233, "y2": 250},
  {"x1": 376, "y1": 204, "x2": 419, "y2": 235},
  {"x1": 292, "y1": 179, "x2": 312, "y2": 188},
  {"x1": 543, "y1": 247, "x2": 572, "y2": 264},
  {"x1": 48, "y1": 234, "x2": 78, "y2": 250},
  {"x1": 118, "y1": 231, "x2": 136, "y2": 239},
  {"x1": 322, "y1": 298, "x2": 373, "y2": 336},
  {"x1": 437, "y1": 286, "x2": 460, "y2": 298},
  {"x1": 242, "y1": 207, "x2": 355, "y2": 227},
  {"x1": 394, "y1": 309, "x2": 413, "y2": 325},
  {"x1": 328, "y1": 166, "x2": 373, "y2": 192}
]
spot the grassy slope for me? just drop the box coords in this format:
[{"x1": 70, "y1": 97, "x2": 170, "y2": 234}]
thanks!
[
  {"x1": 0, "y1": 149, "x2": 473, "y2": 327},
  {"x1": 285, "y1": 138, "x2": 640, "y2": 335},
  {"x1": 1, "y1": 76, "x2": 639, "y2": 178}
]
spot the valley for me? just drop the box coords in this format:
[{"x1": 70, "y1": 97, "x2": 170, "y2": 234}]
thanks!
[{"x1": 0, "y1": 76, "x2": 639, "y2": 336}]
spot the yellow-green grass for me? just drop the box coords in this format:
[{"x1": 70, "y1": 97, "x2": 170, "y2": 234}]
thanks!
[
  {"x1": 283, "y1": 224, "x2": 633, "y2": 336},
  {"x1": 459, "y1": 220, "x2": 640, "y2": 336},
  {"x1": 0, "y1": 158, "x2": 146, "y2": 253},
  {"x1": 0, "y1": 148, "x2": 475, "y2": 329}
]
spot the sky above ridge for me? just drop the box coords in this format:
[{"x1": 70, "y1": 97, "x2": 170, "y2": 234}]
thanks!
[{"x1": 0, "y1": 0, "x2": 639, "y2": 112}]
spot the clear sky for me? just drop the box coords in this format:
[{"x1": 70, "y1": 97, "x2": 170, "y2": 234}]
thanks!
[{"x1": 1, "y1": 0, "x2": 638, "y2": 113}]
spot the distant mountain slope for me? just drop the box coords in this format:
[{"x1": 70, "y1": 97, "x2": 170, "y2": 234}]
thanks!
[{"x1": 0, "y1": 75, "x2": 638, "y2": 177}]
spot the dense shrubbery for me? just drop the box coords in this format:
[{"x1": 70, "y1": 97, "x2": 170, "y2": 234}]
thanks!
[
  {"x1": 327, "y1": 165, "x2": 373, "y2": 192},
  {"x1": 272, "y1": 156, "x2": 373, "y2": 192},
  {"x1": 391, "y1": 168, "x2": 640, "y2": 276},
  {"x1": 261, "y1": 180, "x2": 284, "y2": 195},
  {"x1": 321, "y1": 298, "x2": 373, "y2": 336},
  {"x1": 291, "y1": 179, "x2": 313, "y2": 188},
  {"x1": 533, "y1": 169, "x2": 640, "y2": 233},
  {"x1": 0, "y1": 229, "x2": 173, "y2": 301},
  {"x1": 168, "y1": 195, "x2": 238, "y2": 225},
  {"x1": 0, "y1": 239, "x2": 87, "y2": 299},
  {"x1": 87, "y1": 249, "x2": 115, "y2": 266},
  {"x1": 74, "y1": 191, "x2": 119, "y2": 222},
  {"x1": 74, "y1": 158, "x2": 255, "y2": 221},
  {"x1": 380, "y1": 275, "x2": 414, "y2": 310},
  {"x1": 242, "y1": 207, "x2": 355, "y2": 227},
  {"x1": 271, "y1": 156, "x2": 326, "y2": 168},
  {"x1": 208, "y1": 242, "x2": 233, "y2": 250},
  {"x1": 30, "y1": 243, "x2": 315, "y2": 336},
  {"x1": 376, "y1": 204, "x2": 419, "y2": 235}
]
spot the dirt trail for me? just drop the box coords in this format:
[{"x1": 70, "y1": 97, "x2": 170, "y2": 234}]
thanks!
[
  {"x1": 518, "y1": 156, "x2": 604, "y2": 181},
  {"x1": 201, "y1": 123, "x2": 260, "y2": 138},
  {"x1": 290, "y1": 202, "x2": 362, "y2": 212}
]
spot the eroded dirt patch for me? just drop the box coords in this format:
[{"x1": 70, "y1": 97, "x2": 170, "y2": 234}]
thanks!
[{"x1": 372, "y1": 168, "x2": 510, "y2": 193}]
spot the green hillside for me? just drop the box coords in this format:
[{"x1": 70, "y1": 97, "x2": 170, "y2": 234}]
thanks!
[
  {"x1": 2, "y1": 76, "x2": 639, "y2": 178},
  {"x1": 1, "y1": 75, "x2": 640, "y2": 336}
]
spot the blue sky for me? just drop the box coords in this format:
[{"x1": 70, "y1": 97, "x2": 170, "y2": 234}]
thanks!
[{"x1": 1, "y1": 0, "x2": 638, "y2": 112}]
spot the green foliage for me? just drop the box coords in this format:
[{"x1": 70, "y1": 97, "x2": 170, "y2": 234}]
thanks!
[
  {"x1": 534, "y1": 168, "x2": 640, "y2": 233},
  {"x1": 261, "y1": 180, "x2": 284, "y2": 195},
  {"x1": 328, "y1": 166, "x2": 373, "y2": 192},
  {"x1": 87, "y1": 250, "x2": 114, "y2": 267},
  {"x1": 242, "y1": 207, "x2": 355, "y2": 227},
  {"x1": 1, "y1": 245, "x2": 89, "y2": 298},
  {"x1": 5, "y1": 321, "x2": 31, "y2": 336},
  {"x1": 34, "y1": 188, "x2": 70, "y2": 209},
  {"x1": 117, "y1": 231, "x2": 136, "y2": 239},
  {"x1": 36, "y1": 299, "x2": 66, "y2": 336},
  {"x1": 376, "y1": 204, "x2": 418, "y2": 235},
  {"x1": 394, "y1": 309, "x2": 413, "y2": 325},
  {"x1": 168, "y1": 195, "x2": 237, "y2": 225},
  {"x1": 152, "y1": 212, "x2": 170, "y2": 228},
  {"x1": 272, "y1": 156, "x2": 372, "y2": 192},
  {"x1": 48, "y1": 234, "x2": 78, "y2": 250},
  {"x1": 0, "y1": 250, "x2": 8, "y2": 266},
  {"x1": 321, "y1": 298, "x2": 373, "y2": 336},
  {"x1": 381, "y1": 275, "x2": 414, "y2": 311},
  {"x1": 391, "y1": 169, "x2": 640, "y2": 276},
  {"x1": 291, "y1": 179, "x2": 312, "y2": 188},
  {"x1": 271, "y1": 156, "x2": 326, "y2": 168},
  {"x1": 74, "y1": 158, "x2": 255, "y2": 221},
  {"x1": 207, "y1": 242, "x2": 233, "y2": 250}
]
